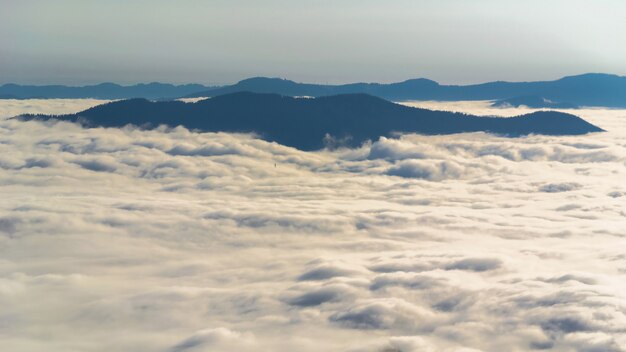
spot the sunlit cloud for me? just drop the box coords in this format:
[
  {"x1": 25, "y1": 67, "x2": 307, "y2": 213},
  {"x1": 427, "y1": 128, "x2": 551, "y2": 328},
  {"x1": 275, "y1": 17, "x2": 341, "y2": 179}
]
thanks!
[{"x1": 1, "y1": 99, "x2": 625, "y2": 351}]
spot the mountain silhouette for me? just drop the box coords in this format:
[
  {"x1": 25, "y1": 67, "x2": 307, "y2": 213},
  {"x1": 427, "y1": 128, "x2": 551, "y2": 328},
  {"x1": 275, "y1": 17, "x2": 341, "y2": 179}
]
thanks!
[
  {"x1": 0, "y1": 73, "x2": 626, "y2": 107},
  {"x1": 3, "y1": 74, "x2": 625, "y2": 107},
  {"x1": 0, "y1": 82, "x2": 214, "y2": 100},
  {"x1": 186, "y1": 73, "x2": 626, "y2": 108},
  {"x1": 17, "y1": 92, "x2": 603, "y2": 151},
  {"x1": 491, "y1": 96, "x2": 579, "y2": 109}
]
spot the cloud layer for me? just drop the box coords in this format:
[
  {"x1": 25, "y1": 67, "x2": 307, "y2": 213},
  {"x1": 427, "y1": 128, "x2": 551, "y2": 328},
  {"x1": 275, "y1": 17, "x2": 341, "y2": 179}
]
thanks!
[{"x1": 1, "y1": 100, "x2": 625, "y2": 351}]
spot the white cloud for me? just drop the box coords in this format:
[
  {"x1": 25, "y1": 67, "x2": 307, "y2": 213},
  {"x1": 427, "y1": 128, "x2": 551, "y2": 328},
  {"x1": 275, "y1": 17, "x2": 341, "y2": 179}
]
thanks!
[
  {"x1": 539, "y1": 182, "x2": 582, "y2": 193},
  {"x1": 170, "y1": 327, "x2": 256, "y2": 352},
  {"x1": 387, "y1": 160, "x2": 464, "y2": 180},
  {"x1": 1, "y1": 99, "x2": 625, "y2": 351},
  {"x1": 347, "y1": 336, "x2": 437, "y2": 352}
]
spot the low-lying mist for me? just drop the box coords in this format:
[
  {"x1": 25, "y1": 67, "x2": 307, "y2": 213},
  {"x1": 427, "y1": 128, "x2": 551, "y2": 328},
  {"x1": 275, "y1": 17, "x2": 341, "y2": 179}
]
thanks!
[{"x1": 1, "y1": 99, "x2": 625, "y2": 352}]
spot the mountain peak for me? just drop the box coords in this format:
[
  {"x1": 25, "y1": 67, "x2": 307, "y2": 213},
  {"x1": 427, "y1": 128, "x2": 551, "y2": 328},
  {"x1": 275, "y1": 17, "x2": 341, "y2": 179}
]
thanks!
[
  {"x1": 398, "y1": 78, "x2": 439, "y2": 86},
  {"x1": 236, "y1": 77, "x2": 299, "y2": 86},
  {"x1": 558, "y1": 73, "x2": 622, "y2": 82}
]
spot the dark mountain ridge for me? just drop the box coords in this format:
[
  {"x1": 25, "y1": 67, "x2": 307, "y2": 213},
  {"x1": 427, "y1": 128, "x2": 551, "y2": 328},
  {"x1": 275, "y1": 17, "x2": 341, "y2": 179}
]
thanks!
[
  {"x1": 17, "y1": 92, "x2": 603, "y2": 151},
  {"x1": 0, "y1": 82, "x2": 214, "y2": 100},
  {"x1": 186, "y1": 73, "x2": 626, "y2": 107},
  {"x1": 3, "y1": 73, "x2": 625, "y2": 107}
]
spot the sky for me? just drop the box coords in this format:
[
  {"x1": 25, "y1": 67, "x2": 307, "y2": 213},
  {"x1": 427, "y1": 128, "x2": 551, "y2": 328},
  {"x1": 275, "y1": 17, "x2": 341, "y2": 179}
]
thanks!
[{"x1": 1, "y1": 0, "x2": 626, "y2": 85}]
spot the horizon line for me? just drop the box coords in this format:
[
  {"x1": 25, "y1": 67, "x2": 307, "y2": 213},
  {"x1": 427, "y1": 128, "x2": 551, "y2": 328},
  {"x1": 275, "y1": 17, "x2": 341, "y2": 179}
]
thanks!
[{"x1": 2, "y1": 72, "x2": 623, "y2": 88}]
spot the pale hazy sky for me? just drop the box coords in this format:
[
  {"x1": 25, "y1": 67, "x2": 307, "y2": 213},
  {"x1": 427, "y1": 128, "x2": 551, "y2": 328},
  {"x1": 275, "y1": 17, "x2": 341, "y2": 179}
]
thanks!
[{"x1": 1, "y1": 0, "x2": 625, "y2": 85}]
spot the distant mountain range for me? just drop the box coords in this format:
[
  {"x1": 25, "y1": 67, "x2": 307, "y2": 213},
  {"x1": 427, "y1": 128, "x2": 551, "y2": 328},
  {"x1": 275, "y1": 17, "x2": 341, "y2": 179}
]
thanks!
[
  {"x1": 0, "y1": 82, "x2": 214, "y2": 100},
  {"x1": 2, "y1": 73, "x2": 625, "y2": 108},
  {"x1": 186, "y1": 74, "x2": 626, "y2": 108},
  {"x1": 17, "y1": 92, "x2": 603, "y2": 151}
]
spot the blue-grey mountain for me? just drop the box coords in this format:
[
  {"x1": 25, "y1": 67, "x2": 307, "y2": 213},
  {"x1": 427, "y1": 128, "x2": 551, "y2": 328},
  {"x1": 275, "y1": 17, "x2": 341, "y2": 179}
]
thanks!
[
  {"x1": 2, "y1": 73, "x2": 625, "y2": 107},
  {"x1": 186, "y1": 73, "x2": 626, "y2": 108},
  {"x1": 0, "y1": 82, "x2": 214, "y2": 100},
  {"x1": 17, "y1": 93, "x2": 603, "y2": 151}
]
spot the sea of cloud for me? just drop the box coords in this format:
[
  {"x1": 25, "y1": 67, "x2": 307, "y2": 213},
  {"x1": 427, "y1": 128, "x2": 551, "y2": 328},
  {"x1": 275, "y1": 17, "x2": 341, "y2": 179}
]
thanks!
[{"x1": 0, "y1": 99, "x2": 625, "y2": 352}]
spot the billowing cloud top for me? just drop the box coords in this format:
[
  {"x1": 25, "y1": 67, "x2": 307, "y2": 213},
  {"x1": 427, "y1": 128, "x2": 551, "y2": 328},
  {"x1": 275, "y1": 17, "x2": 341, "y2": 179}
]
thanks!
[{"x1": 1, "y1": 99, "x2": 625, "y2": 352}]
